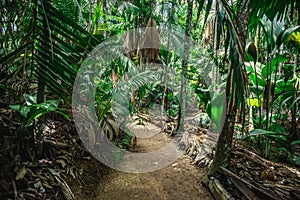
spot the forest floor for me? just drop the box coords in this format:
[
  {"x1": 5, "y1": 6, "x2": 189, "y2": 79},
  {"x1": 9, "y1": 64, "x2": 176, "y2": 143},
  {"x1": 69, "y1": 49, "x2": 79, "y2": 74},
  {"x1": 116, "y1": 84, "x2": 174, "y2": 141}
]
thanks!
[
  {"x1": 1, "y1": 106, "x2": 300, "y2": 199},
  {"x1": 93, "y1": 156, "x2": 212, "y2": 200},
  {"x1": 0, "y1": 107, "x2": 214, "y2": 199},
  {"x1": 68, "y1": 123, "x2": 213, "y2": 200}
]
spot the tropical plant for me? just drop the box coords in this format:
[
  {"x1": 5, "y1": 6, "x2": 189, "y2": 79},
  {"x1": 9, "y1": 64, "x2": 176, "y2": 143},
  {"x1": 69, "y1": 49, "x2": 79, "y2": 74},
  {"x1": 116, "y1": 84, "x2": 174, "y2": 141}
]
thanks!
[
  {"x1": 203, "y1": 0, "x2": 300, "y2": 182},
  {"x1": 1, "y1": 0, "x2": 300, "y2": 186},
  {"x1": 9, "y1": 94, "x2": 67, "y2": 130}
]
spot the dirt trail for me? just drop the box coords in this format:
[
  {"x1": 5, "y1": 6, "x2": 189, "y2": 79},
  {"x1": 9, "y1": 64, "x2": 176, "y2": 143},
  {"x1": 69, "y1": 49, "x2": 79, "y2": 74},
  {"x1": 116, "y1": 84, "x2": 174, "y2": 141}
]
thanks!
[{"x1": 75, "y1": 123, "x2": 213, "y2": 200}]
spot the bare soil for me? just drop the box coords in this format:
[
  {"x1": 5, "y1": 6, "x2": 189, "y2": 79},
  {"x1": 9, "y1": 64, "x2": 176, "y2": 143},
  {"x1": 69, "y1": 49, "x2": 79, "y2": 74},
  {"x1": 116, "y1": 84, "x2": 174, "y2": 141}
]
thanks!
[
  {"x1": 71, "y1": 124, "x2": 213, "y2": 200},
  {"x1": 96, "y1": 156, "x2": 213, "y2": 200}
]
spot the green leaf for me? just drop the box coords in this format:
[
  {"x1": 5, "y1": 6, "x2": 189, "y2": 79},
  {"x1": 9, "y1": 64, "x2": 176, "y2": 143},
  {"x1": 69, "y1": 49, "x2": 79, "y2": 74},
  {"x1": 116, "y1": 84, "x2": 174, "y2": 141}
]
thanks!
[
  {"x1": 261, "y1": 65, "x2": 277, "y2": 79},
  {"x1": 24, "y1": 94, "x2": 37, "y2": 106},
  {"x1": 167, "y1": 109, "x2": 176, "y2": 116},
  {"x1": 288, "y1": 94, "x2": 300, "y2": 110},
  {"x1": 25, "y1": 108, "x2": 49, "y2": 127},
  {"x1": 203, "y1": 0, "x2": 213, "y2": 27},
  {"x1": 247, "y1": 129, "x2": 277, "y2": 137},
  {"x1": 249, "y1": 73, "x2": 265, "y2": 87},
  {"x1": 167, "y1": 93, "x2": 173, "y2": 101},
  {"x1": 291, "y1": 140, "x2": 300, "y2": 146},
  {"x1": 260, "y1": 14, "x2": 285, "y2": 51},
  {"x1": 39, "y1": 100, "x2": 58, "y2": 109},
  {"x1": 0, "y1": 84, "x2": 8, "y2": 90},
  {"x1": 277, "y1": 26, "x2": 300, "y2": 47},
  {"x1": 9, "y1": 105, "x2": 31, "y2": 118}
]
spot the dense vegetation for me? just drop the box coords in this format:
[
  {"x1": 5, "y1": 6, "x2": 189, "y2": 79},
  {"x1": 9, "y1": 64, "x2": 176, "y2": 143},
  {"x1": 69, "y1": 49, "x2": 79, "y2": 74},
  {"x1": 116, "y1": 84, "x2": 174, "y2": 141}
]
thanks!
[{"x1": 1, "y1": 0, "x2": 300, "y2": 199}]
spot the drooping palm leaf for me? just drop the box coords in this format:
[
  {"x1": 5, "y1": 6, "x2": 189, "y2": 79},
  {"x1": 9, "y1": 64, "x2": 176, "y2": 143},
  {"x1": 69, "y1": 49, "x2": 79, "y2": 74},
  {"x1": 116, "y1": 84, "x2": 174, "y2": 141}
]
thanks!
[{"x1": 1, "y1": 0, "x2": 102, "y2": 101}]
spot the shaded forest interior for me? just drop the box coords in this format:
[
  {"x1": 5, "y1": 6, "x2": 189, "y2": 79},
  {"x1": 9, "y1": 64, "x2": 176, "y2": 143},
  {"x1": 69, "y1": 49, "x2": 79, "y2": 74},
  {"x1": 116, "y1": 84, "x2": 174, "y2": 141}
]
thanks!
[{"x1": 1, "y1": 0, "x2": 300, "y2": 199}]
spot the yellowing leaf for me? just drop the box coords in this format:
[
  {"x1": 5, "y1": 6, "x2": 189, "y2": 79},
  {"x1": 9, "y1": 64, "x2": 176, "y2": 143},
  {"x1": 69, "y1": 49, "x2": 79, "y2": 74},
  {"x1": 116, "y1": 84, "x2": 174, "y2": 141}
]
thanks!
[
  {"x1": 247, "y1": 98, "x2": 260, "y2": 107},
  {"x1": 20, "y1": 53, "x2": 32, "y2": 57},
  {"x1": 287, "y1": 32, "x2": 300, "y2": 46},
  {"x1": 15, "y1": 167, "x2": 27, "y2": 180}
]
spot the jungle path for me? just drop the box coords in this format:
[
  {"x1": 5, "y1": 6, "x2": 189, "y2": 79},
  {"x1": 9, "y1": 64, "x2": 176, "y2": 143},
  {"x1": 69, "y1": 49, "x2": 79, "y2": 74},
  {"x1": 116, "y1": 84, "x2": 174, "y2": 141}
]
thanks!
[{"x1": 74, "y1": 123, "x2": 213, "y2": 200}]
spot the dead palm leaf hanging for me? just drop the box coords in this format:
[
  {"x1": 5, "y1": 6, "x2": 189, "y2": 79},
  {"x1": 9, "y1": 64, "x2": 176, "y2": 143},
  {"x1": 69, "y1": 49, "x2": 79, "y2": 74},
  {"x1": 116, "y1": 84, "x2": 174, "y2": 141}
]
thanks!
[{"x1": 138, "y1": 17, "x2": 160, "y2": 65}]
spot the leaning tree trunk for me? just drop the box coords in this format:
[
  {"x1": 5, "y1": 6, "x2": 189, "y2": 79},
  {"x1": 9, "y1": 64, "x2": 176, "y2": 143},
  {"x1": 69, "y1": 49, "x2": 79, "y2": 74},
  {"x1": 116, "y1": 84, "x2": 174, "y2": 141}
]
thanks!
[{"x1": 203, "y1": 0, "x2": 250, "y2": 181}]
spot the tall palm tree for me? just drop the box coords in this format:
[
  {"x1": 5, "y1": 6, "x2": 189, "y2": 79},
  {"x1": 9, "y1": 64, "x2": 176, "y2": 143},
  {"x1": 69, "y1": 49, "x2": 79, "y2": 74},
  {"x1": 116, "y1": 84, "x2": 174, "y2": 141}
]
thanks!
[
  {"x1": 204, "y1": 0, "x2": 297, "y2": 181},
  {"x1": 203, "y1": 0, "x2": 249, "y2": 179}
]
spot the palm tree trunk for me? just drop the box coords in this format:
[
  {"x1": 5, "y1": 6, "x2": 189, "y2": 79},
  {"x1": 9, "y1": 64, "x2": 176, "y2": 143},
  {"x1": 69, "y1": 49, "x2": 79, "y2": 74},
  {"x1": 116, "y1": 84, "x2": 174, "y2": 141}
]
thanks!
[
  {"x1": 161, "y1": 0, "x2": 175, "y2": 115},
  {"x1": 177, "y1": 0, "x2": 193, "y2": 132},
  {"x1": 204, "y1": 0, "x2": 250, "y2": 180}
]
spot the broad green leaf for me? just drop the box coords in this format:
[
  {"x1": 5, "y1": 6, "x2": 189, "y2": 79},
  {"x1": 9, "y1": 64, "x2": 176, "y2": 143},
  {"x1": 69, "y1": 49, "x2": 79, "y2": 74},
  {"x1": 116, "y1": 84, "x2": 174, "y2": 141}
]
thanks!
[
  {"x1": 9, "y1": 105, "x2": 30, "y2": 118},
  {"x1": 248, "y1": 129, "x2": 277, "y2": 137},
  {"x1": 24, "y1": 94, "x2": 37, "y2": 105},
  {"x1": 291, "y1": 140, "x2": 300, "y2": 146},
  {"x1": 249, "y1": 73, "x2": 265, "y2": 86},
  {"x1": 278, "y1": 26, "x2": 300, "y2": 47}
]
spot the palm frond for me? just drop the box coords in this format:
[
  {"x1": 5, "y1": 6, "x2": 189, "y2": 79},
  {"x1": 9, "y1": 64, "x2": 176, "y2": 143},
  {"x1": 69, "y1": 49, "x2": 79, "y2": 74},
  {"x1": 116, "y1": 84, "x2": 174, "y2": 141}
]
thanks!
[{"x1": 1, "y1": 0, "x2": 102, "y2": 101}]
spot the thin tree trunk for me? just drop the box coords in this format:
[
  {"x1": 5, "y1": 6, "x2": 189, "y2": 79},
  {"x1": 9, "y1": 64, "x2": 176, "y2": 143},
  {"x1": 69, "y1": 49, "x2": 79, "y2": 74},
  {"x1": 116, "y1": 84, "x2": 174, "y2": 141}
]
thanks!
[
  {"x1": 161, "y1": 0, "x2": 175, "y2": 115},
  {"x1": 36, "y1": 0, "x2": 53, "y2": 158},
  {"x1": 177, "y1": 0, "x2": 193, "y2": 132}
]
